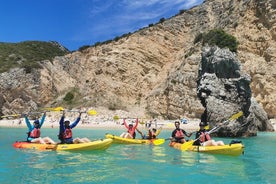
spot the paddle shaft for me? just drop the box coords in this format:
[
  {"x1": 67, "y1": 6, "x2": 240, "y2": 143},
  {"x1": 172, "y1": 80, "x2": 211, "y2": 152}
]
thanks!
[{"x1": 194, "y1": 111, "x2": 244, "y2": 141}]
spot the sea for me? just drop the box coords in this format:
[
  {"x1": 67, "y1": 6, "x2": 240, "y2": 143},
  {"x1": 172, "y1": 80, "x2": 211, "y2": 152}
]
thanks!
[{"x1": 0, "y1": 127, "x2": 275, "y2": 184}]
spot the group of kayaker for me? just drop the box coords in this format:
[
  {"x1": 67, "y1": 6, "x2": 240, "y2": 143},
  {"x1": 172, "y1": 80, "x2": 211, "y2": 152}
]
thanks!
[
  {"x1": 25, "y1": 110, "x2": 224, "y2": 147},
  {"x1": 24, "y1": 111, "x2": 90, "y2": 145},
  {"x1": 119, "y1": 118, "x2": 224, "y2": 147}
]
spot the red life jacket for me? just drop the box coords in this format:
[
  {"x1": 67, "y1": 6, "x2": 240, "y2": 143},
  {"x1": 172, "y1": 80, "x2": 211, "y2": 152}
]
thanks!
[
  {"x1": 200, "y1": 132, "x2": 211, "y2": 142},
  {"x1": 63, "y1": 128, "x2": 73, "y2": 139},
  {"x1": 175, "y1": 130, "x2": 184, "y2": 138},
  {"x1": 128, "y1": 128, "x2": 136, "y2": 137},
  {"x1": 29, "y1": 128, "x2": 41, "y2": 138}
]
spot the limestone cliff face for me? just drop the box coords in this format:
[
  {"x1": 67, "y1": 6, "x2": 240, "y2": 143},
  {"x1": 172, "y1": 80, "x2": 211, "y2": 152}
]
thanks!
[{"x1": 0, "y1": 0, "x2": 275, "y2": 123}]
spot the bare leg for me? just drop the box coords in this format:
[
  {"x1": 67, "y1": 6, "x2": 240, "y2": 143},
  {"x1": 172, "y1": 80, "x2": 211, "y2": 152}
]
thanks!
[
  {"x1": 81, "y1": 138, "x2": 90, "y2": 142},
  {"x1": 31, "y1": 137, "x2": 46, "y2": 144},
  {"x1": 124, "y1": 133, "x2": 133, "y2": 139},
  {"x1": 43, "y1": 137, "x2": 56, "y2": 144},
  {"x1": 73, "y1": 137, "x2": 85, "y2": 143},
  {"x1": 216, "y1": 140, "x2": 225, "y2": 146},
  {"x1": 120, "y1": 133, "x2": 127, "y2": 137},
  {"x1": 202, "y1": 140, "x2": 215, "y2": 146}
]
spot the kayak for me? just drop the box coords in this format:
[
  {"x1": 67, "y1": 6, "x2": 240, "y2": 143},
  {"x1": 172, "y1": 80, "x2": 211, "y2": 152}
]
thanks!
[
  {"x1": 169, "y1": 141, "x2": 244, "y2": 156},
  {"x1": 13, "y1": 138, "x2": 113, "y2": 151},
  {"x1": 105, "y1": 133, "x2": 164, "y2": 145}
]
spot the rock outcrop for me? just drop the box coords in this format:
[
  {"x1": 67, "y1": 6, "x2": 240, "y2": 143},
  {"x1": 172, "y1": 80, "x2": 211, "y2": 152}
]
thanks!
[{"x1": 197, "y1": 46, "x2": 274, "y2": 137}]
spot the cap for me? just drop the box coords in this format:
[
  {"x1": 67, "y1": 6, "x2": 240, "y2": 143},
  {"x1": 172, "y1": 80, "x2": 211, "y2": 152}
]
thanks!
[
  {"x1": 129, "y1": 124, "x2": 133, "y2": 127},
  {"x1": 34, "y1": 120, "x2": 40, "y2": 124},
  {"x1": 64, "y1": 119, "x2": 70, "y2": 124}
]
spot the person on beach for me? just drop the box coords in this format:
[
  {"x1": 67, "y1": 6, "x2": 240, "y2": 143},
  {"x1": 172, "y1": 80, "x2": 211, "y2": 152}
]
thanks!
[
  {"x1": 170, "y1": 121, "x2": 193, "y2": 143},
  {"x1": 58, "y1": 111, "x2": 91, "y2": 144},
  {"x1": 25, "y1": 112, "x2": 56, "y2": 144},
  {"x1": 120, "y1": 118, "x2": 139, "y2": 139},
  {"x1": 193, "y1": 122, "x2": 224, "y2": 146}
]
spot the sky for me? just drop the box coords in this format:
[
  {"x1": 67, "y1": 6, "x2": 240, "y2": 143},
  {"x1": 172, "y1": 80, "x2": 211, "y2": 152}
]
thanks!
[{"x1": 0, "y1": 0, "x2": 203, "y2": 51}]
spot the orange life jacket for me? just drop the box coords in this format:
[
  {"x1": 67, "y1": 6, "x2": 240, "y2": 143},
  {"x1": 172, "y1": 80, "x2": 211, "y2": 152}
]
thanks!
[{"x1": 29, "y1": 128, "x2": 41, "y2": 138}]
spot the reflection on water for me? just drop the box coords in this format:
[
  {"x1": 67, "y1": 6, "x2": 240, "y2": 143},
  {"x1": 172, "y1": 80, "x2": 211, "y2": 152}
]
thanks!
[
  {"x1": 169, "y1": 150, "x2": 218, "y2": 166},
  {"x1": 151, "y1": 146, "x2": 167, "y2": 163}
]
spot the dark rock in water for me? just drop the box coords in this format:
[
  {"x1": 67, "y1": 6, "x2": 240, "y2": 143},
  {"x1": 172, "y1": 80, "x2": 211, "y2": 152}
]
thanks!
[{"x1": 197, "y1": 46, "x2": 274, "y2": 137}]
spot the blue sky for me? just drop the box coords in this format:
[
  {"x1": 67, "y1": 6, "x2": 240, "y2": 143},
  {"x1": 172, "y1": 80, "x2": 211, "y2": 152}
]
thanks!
[{"x1": 0, "y1": 0, "x2": 203, "y2": 51}]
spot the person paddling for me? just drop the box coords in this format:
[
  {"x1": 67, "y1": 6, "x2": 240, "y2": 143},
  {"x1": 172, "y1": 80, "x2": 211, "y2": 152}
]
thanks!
[
  {"x1": 58, "y1": 111, "x2": 90, "y2": 144},
  {"x1": 25, "y1": 112, "x2": 56, "y2": 144},
  {"x1": 170, "y1": 121, "x2": 192, "y2": 143},
  {"x1": 193, "y1": 122, "x2": 225, "y2": 146}
]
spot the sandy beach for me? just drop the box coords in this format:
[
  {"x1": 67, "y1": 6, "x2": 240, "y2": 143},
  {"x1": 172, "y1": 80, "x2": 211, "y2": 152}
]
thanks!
[
  {"x1": 1, "y1": 112, "x2": 275, "y2": 132},
  {"x1": 0, "y1": 110, "x2": 201, "y2": 132}
]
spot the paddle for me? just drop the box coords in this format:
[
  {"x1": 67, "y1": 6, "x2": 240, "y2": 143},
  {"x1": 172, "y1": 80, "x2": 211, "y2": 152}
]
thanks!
[
  {"x1": 66, "y1": 109, "x2": 98, "y2": 116},
  {"x1": 180, "y1": 111, "x2": 244, "y2": 151},
  {"x1": 0, "y1": 114, "x2": 21, "y2": 118},
  {"x1": 0, "y1": 111, "x2": 43, "y2": 119},
  {"x1": 113, "y1": 116, "x2": 145, "y2": 125},
  {"x1": 113, "y1": 116, "x2": 139, "y2": 120},
  {"x1": 42, "y1": 106, "x2": 97, "y2": 115},
  {"x1": 42, "y1": 106, "x2": 65, "y2": 112}
]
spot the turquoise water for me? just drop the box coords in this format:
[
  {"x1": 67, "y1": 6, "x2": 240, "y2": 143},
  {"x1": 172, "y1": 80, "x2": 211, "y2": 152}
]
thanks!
[{"x1": 0, "y1": 127, "x2": 275, "y2": 184}]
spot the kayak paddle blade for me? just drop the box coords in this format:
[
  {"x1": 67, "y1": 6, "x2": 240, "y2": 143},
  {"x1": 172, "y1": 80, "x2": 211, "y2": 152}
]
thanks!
[
  {"x1": 152, "y1": 139, "x2": 165, "y2": 146},
  {"x1": 181, "y1": 140, "x2": 194, "y2": 151}
]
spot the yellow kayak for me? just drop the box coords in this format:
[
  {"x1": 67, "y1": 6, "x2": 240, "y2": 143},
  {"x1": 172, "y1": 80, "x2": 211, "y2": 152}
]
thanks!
[
  {"x1": 13, "y1": 138, "x2": 113, "y2": 151},
  {"x1": 105, "y1": 133, "x2": 164, "y2": 145},
  {"x1": 169, "y1": 141, "x2": 244, "y2": 156}
]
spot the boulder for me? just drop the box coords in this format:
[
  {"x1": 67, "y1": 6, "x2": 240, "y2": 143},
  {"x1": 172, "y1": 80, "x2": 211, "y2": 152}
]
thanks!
[{"x1": 197, "y1": 46, "x2": 274, "y2": 137}]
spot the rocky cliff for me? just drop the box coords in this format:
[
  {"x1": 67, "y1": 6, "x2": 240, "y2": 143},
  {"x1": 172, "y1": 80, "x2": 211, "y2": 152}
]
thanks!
[{"x1": 0, "y1": 0, "x2": 275, "y2": 132}]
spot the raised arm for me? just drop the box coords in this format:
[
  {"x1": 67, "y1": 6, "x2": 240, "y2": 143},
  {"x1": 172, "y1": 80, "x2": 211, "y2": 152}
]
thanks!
[
  {"x1": 59, "y1": 112, "x2": 65, "y2": 133},
  {"x1": 123, "y1": 119, "x2": 129, "y2": 129},
  {"x1": 133, "y1": 118, "x2": 139, "y2": 129},
  {"x1": 70, "y1": 112, "x2": 82, "y2": 129},
  {"x1": 39, "y1": 112, "x2": 46, "y2": 128},
  {"x1": 24, "y1": 114, "x2": 33, "y2": 131}
]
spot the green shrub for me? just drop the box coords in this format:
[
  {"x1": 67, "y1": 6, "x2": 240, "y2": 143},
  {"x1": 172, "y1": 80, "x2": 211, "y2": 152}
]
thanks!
[
  {"x1": 159, "y1": 18, "x2": 166, "y2": 23},
  {"x1": 78, "y1": 45, "x2": 90, "y2": 52},
  {"x1": 194, "y1": 33, "x2": 203, "y2": 44},
  {"x1": 202, "y1": 29, "x2": 239, "y2": 52},
  {"x1": 63, "y1": 92, "x2": 74, "y2": 102},
  {"x1": 0, "y1": 41, "x2": 69, "y2": 73}
]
